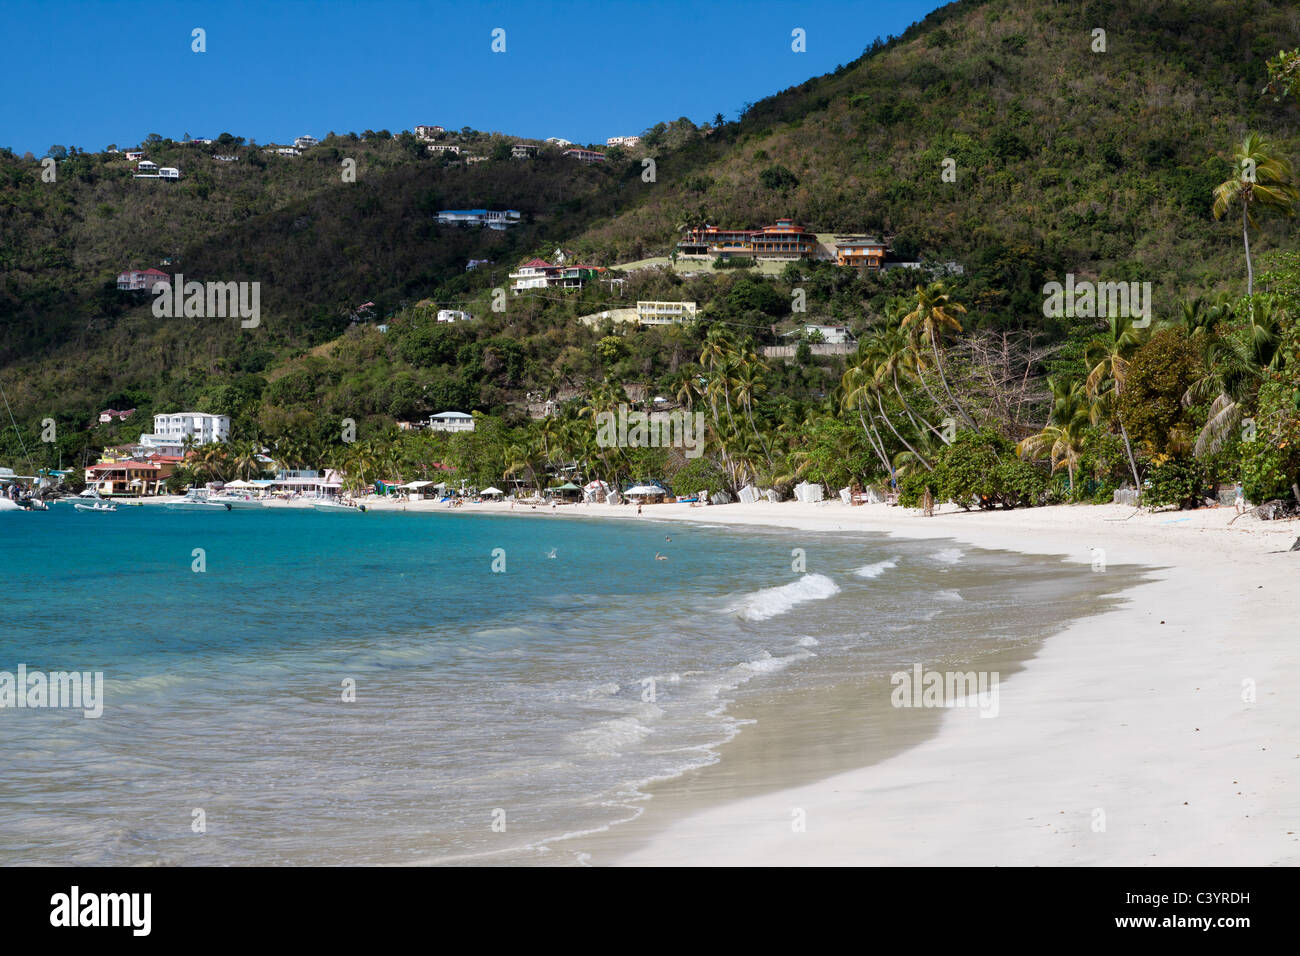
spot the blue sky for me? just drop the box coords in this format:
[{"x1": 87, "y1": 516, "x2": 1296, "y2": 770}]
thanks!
[{"x1": 1, "y1": 0, "x2": 947, "y2": 155}]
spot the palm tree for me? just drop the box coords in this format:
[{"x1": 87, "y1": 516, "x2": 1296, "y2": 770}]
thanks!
[
  {"x1": 900, "y1": 282, "x2": 976, "y2": 428},
  {"x1": 1017, "y1": 377, "x2": 1092, "y2": 493},
  {"x1": 1085, "y1": 314, "x2": 1147, "y2": 496},
  {"x1": 1183, "y1": 294, "x2": 1285, "y2": 456},
  {"x1": 1212, "y1": 132, "x2": 1297, "y2": 295}
]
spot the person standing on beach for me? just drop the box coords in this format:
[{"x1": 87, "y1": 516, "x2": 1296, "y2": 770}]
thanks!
[{"x1": 1234, "y1": 482, "x2": 1245, "y2": 515}]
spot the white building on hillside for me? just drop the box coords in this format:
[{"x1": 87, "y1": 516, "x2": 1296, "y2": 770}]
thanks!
[
  {"x1": 429, "y1": 411, "x2": 474, "y2": 433},
  {"x1": 635, "y1": 300, "x2": 698, "y2": 325},
  {"x1": 436, "y1": 309, "x2": 472, "y2": 323},
  {"x1": 294, "y1": 135, "x2": 318, "y2": 148},
  {"x1": 141, "y1": 412, "x2": 231, "y2": 453}
]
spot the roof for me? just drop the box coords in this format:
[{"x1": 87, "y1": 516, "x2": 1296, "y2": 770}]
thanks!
[
  {"x1": 519, "y1": 258, "x2": 553, "y2": 268},
  {"x1": 432, "y1": 411, "x2": 472, "y2": 419}
]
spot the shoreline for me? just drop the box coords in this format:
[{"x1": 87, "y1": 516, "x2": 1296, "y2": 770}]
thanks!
[{"x1": 101, "y1": 494, "x2": 1300, "y2": 864}]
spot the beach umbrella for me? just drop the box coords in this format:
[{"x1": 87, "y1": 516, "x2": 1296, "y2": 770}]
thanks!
[
  {"x1": 625, "y1": 484, "x2": 665, "y2": 496},
  {"x1": 481, "y1": 487, "x2": 504, "y2": 496}
]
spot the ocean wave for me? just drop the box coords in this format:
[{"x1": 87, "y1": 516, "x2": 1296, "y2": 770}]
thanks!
[
  {"x1": 931, "y1": 547, "x2": 964, "y2": 564},
  {"x1": 853, "y1": 557, "x2": 898, "y2": 579},
  {"x1": 933, "y1": 589, "x2": 964, "y2": 602},
  {"x1": 736, "y1": 649, "x2": 815, "y2": 675},
  {"x1": 567, "y1": 715, "x2": 656, "y2": 755},
  {"x1": 726, "y1": 573, "x2": 840, "y2": 622},
  {"x1": 797, "y1": 636, "x2": 819, "y2": 647}
]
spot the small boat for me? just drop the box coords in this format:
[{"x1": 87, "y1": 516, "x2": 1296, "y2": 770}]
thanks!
[
  {"x1": 210, "y1": 494, "x2": 263, "y2": 510},
  {"x1": 312, "y1": 499, "x2": 366, "y2": 512},
  {"x1": 167, "y1": 489, "x2": 233, "y2": 511},
  {"x1": 74, "y1": 501, "x2": 117, "y2": 513}
]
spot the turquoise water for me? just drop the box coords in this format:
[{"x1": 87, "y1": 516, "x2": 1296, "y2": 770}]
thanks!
[{"x1": 0, "y1": 504, "x2": 1112, "y2": 864}]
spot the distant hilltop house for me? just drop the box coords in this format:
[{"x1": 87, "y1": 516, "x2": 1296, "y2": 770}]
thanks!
[
  {"x1": 414, "y1": 125, "x2": 445, "y2": 141},
  {"x1": 124, "y1": 150, "x2": 145, "y2": 161},
  {"x1": 189, "y1": 137, "x2": 215, "y2": 145},
  {"x1": 465, "y1": 155, "x2": 488, "y2": 164},
  {"x1": 511, "y1": 144, "x2": 538, "y2": 159},
  {"x1": 117, "y1": 268, "x2": 170, "y2": 292},
  {"x1": 436, "y1": 309, "x2": 472, "y2": 323},
  {"x1": 545, "y1": 137, "x2": 572, "y2": 147},
  {"x1": 428, "y1": 411, "x2": 474, "y2": 433},
  {"x1": 293, "y1": 135, "x2": 318, "y2": 149},
  {"x1": 605, "y1": 135, "x2": 640, "y2": 148},
  {"x1": 213, "y1": 154, "x2": 239, "y2": 162},
  {"x1": 427, "y1": 143, "x2": 460, "y2": 155},
  {"x1": 562, "y1": 147, "x2": 606, "y2": 163},
  {"x1": 508, "y1": 258, "x2": 606, "y2": 294},
  {"x1": 435, "y1": 209, "x2": 521, "y2": 230},
  {"x1": 139, "y1": 412, "x2": 231, "y2": 454},
  {"x1": 272, "y1": 147, "x2": 301, "y2": 156},
  {"x1": 677, "y1": 219, "x2": 817, "y2": 261},
  {"x1": 98, "y1": 408, "x2": 136, "y2": 424},
  {"x1": 135, "y1": 166, "x2": 180, "y2": 179}
]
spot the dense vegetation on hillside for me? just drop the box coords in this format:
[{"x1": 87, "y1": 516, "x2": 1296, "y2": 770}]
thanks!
[{"x1": 2, "y1": 0, "x2": 1299, "y2": 511}]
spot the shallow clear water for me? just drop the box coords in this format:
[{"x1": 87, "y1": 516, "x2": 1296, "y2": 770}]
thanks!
[{"x1": 0, "y1": 504, "x2": 1117, "y2": 864}]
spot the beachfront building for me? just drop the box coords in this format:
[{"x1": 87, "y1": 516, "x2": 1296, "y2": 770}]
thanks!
[
  {"x1": 139, "y1": 412, "x2": 230, "y2": 454},
  {"x1": 436, "y1": 309, "x2": 472, "y2": 323},
  {"x1": 511, "y1": 144, "x2": 538, "y2": 159},
  {"x1": 117, "y1": 268, "x2": 171, "y2": 292},
  {"x1": 435, "y1": 209, "x2": 521, "y2": 230},
  {"x1": 83, "y1": 459, "x2": 174, "y2": 496},
  {"x1": 676, "y1": 219, "x2": 818, "y2": 261},
  {"x1": 635, "y1": 301, "x2": 698, "y2": 325},
  {"x1": 562, "y1": 147, "x2": 606, "y2": 163},
  {"x1": 271, "y1": 469, "x2": 343, "y2": 497},
  {"x1": 606, "y1": 135, "x2": 640, "y2": 148},
  {"x1": 414, "y1": 125, "x2": 444, "y2": 141},
  {"x1": 834, "y1": 236, "x2": 887, "y2": 270},
  {"x1": 429, "y1": 411, "x2": 475, "y2": 433}
]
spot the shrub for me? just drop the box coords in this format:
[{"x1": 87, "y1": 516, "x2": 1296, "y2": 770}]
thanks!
[{"x1": 1144, "y1": 457, "x2": 1205, "y2": 510}]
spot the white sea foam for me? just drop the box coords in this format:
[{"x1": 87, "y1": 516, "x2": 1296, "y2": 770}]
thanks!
[
  {"x1": 568, "y1": 715, "x2": 655, "y2": 755},
  {"x1": 932, "y1": 547, "x2": 964, "y2": 564},
  {"x1": 726, "y1": 573, "x2": 840, "y2": 621},
  {"x1": 853, "y1": 558, "x2": 898, "y2": 579},
  {"x1": 736, "y1": 649, "x2": 815, "y2": 675},
  {"x1": 797, "y1": 636, "x2": 819, "y2": 647},
  {"x1": 933, "y1": 589, "x2": 965, "y2": 602}
]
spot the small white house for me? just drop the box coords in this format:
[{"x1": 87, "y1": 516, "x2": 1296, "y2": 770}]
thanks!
[
  {"x1": 137, "y1": 160, "x2": 157, "y2": 170},
  {"x1": 427, "y1": 143, "x2": 460, "y2": 155},
  {"x1": 158, "y1": 167, "x2": 181, "y2": 180},
  {"x1": 784, "y1": 324, "x2": 855, "y2": 344},
  {"x1": 125, "y1": 150, "x2": 144, "y2": 161},
  {"x1": 293, "y1": 135, "x2": 318, "y2": 149},
  {"x1": 436, "y1": 310, "x2": 472, "y2": 323},
  {"x1": 429, "y1": 412, "x2": 474, "y2": 433},
  {"x1": 414, "y1": 125, "x2": 444, "y2": 141}
]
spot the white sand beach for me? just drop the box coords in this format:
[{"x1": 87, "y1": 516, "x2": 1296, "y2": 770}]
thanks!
[
  {"x1": 133, "y1": 492, "x2": 1300, "y2": 865},
  {"x1": 455, "y1": 497, "x2": 1300, "y2": 866}
]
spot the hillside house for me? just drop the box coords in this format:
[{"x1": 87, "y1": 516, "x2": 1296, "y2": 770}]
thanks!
[
  {"x1": 158, "y1": 167, "x2": 181, "y2": 180},
  {"x1": 214, "y1": 155, "x2": 239, "y2": 162},
  {"x1": 676, "y1": 219, "x2": 816, "y2": 261},
  {"x1": 414, "y1": 125, "x2": 445, "y2": 141},
  {"x1": 606, "y1": 135, "x2": 641, "y2": 147},
  {"x1": 294, "y1": 135, "x2": 318, "y2": 148},
  {"x1": 546, "y1": 137, "x2": 572, "y2": 147},
  {"x1": 274, "y1": 147, "x2": 301, "y2": 156},
  {"x1": 98, "y1": 408, "x2": 136, "y2": 424},
  {"x1": 635, "y1": 301, "x2": 698, "y2": 325},
  {"x1": 784, "y1": 324, "x2": 855, "y2": 344},
  {"x1": 117, "y1": 268, "x2": 171, "y2": 292},
  {"x1": 436, "y1": 309, "x2": 472, "y2": 323},
  {"x1": 125, "y1": 150, "x2": 144, "y2": 161},
  {"x1": 435, "y1": 209, "x2": 520, "y2": 230},
  {"x1": 511, "y1": 144, "x2": 538, "y2": 159},
  {"x1": 834, "y1": 236, "x2": 887, "y2": 270},
  {"x1": 429, "y1": 411, "x2": 474, "y2": 433},
  {"x1": 137, "y1": 160, "x2": 157, "y2": 171},
  {"x1": 427, "y1": 143, "x2": 460, "y2": 155},
  {"x1": 562, "y1": 147, "x2": 606, "y2": 163}
]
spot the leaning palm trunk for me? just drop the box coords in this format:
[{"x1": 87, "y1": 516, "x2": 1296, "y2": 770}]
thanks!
[
  {"x1": 1243, "y1": 204, "x2": 1253, "y2": 296},
  {"x1": 856, "y1": 400, "x2": 894, "y2": 480},
  {"x1": 1118, "y1": 417, "x2": 1141, "y2": 503},
  {"x1": 876, "y1": 392, "x2": 931, "y2": 470},
  {"x1": 895, "y1": 369, "x2": 949, "y2": 444}
]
